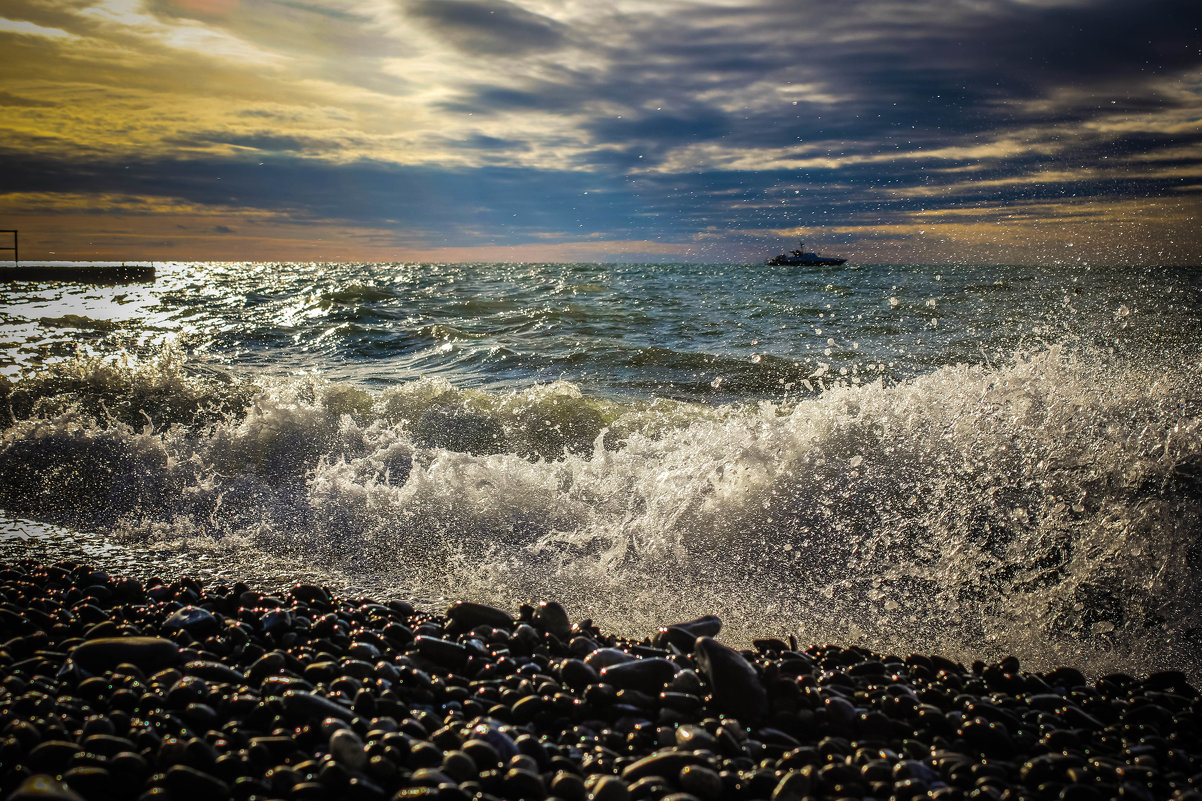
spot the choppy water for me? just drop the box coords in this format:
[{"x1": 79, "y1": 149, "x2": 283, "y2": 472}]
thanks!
[{"x1": 2, "y1": 260, "x2": 1200, "y2": 678}]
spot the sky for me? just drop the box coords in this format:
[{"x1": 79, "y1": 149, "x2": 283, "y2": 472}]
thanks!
[{"x1": 0, "y1": 0, "x2": 1200, "y2": 264}]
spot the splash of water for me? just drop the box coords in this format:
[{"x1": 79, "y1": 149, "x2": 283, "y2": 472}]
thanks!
[{"x1": 2, "y1": 344, "x2": 1200, "y2": 677}]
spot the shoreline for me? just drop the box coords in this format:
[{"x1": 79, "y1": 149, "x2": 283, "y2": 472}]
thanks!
[{"x1": 2, "y1": 557, "x2": 1200, "y2": 801}]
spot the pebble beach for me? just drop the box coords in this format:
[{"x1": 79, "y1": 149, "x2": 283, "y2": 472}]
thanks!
[{"x1": 3, "y1": 559, "x2": 1200, "y2": 801}]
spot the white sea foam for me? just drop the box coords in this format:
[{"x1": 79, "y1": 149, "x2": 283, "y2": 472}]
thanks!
[{"x1": 2, "y1": 344, "x2": 1200, "y2": 677}]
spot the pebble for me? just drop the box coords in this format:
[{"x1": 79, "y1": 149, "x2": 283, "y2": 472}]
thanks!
[
  {"x1": 1, "y1": 558, "x2": 1199, "y2": 801},
  {"x1": 67, "y1": 636, "x2": 181, "y2": 675},
  {"x1": 599, "y1": 657, "x2": 680, "y2": 693},
  {"x1": 692, "y1": 635, "x2": 768, "y2": 721},
  {"x1": 7, "y1": 775, "x2": 85, "y2": 801},
  {"x1": 162, "y1": 605, "x2": 221, "y2": 637},
  {"x1": 534, "y1": 600, "x2": 573, "y2": 641},
  {"x1": 654, "y1": 615, "x2": 722, "y2": 652}
]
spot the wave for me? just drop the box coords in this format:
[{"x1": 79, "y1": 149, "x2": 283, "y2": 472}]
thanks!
[{"x1": 2, "y1": 344, "x2": 1201, "y2": 677}]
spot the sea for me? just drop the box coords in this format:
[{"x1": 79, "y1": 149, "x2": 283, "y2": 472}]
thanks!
[{"x1": 1, "y1": 260, "x2": 1200, "y2": 679}]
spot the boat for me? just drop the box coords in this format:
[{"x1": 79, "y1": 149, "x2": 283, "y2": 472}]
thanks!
[{"x1": 766, "y1": 241, "x2": 846, "y2": 266}]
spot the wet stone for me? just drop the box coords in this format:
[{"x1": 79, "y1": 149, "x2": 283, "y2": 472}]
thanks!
[
  {"x1": 585, "y1": 647, "x2": 638, "y2": 671},
  {"x1": 445, "y1": 601, "x2": 513, "y2": 634},
  {"x1": 559, "y1": 658, "x2": 600, "y2": 691},
  {"x1": 163, "y1": 764, "x2": 230, "y2": 801},
  {"x1": 7, "y1": 775, "x2": 87, "y2": 801},
  {"x1": 330, "y1": 728, "x2": 368, "y2": 771},
  {"x1": 678, "y1": 765, "x2": 723, "y2": 800},
  {"x1": 622, "y1": 750, "x2": 707, "y2": 782},
  {"x1": 675, "y1": 724, "x2": 718, "y2": 752},
  {"x1": 281, "y1": 690, "x2": 356, "y2": 724},
  {"x1": 415, "y1": 635, "x2": 469, "y2": 670},
  {"x1": 655, "y1": 615, "x2": 723, "y2": 652},
  {"x1": 534, "y1": 600, "x2": 573, "y2": 642},
  {"x1": 589, "y1": 775, "x2": 632, "y2": 801},
  {"x1": 600, "y1": 657, "x2": 681, "y2": 694},
  {"x1": 26, "y1": 741, "x2": 83, "y2": 774},
  {"x1": 183, "y1": 659, "x2": 247, "y2": 685},
  {"x1": 162, "y1": 606, "x2": 221, "y2": 637},
  {"x1": 693, "y1": 636, "x2": 768, "y2": 721},
  {"x1": 2, "y1": 559, "x2": 1201, "y2": 801},
  {"x1": 68, "y1": 636, "x2": 181, "y2": 675}
]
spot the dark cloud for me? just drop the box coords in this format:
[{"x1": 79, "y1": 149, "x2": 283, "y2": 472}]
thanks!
[
  {"x1": 0, "y1": 91, "x2": 52, "y2": 108},
  {"x1": 438, "y1": 84, "x2": 580, "y2": 114},
  {"x1": 589, "y1": 111, "x2": 733, "y2": 149},
  {"x1": 557, "y1": 0, "x2": 1202, "y2": 163},
  {"x1": 4, "y1": 0, "x2": 1200, "y2": 260},
  {"x1": 450, "y1": 134, "x2": 529, "y2": 152},
  {"x1": 406, "y1": 0, "x2": 566, "y2": 55}
]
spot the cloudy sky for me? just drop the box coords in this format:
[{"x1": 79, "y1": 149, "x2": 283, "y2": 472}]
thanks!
[{"x1": 1, "y1": 0, "x2": 1200, "y2": 263}]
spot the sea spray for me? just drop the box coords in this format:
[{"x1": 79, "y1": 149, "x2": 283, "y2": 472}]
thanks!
[{"x1": 2, "y1": 343, "x2": 1200, "y2": 677}]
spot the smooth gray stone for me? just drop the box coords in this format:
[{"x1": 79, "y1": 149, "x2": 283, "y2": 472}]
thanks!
[{"x1": 693, "y1": 636, "x2": 767, "y2": 721}]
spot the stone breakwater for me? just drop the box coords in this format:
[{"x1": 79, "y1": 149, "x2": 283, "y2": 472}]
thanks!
[{"x1": 1, "y1": 561, "x2": 1200, "y2": 801}]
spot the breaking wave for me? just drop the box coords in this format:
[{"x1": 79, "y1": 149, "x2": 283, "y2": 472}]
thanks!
[{"x1": 2, "y1": 344, "x2": 1201, "y2": 678}]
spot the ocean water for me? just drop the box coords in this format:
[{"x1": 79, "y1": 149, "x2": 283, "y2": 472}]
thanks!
[{"x1": 1, "y1": 260, "x2": 1200, "y2": 678}]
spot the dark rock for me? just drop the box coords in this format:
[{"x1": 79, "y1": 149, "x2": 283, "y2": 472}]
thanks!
[
  {"x1": 584, "y1": 648, "x2": 637, "y2": 670},
  {"x1": 674, "y1": 725, "x2": 718, "y2": 752},
  {"x1": 281, "y1": 690, "x2": 356, "y2": 725},
  {"x1": 414, "y1": 636, "x2": 469, "y2": 670},
  {"x1": 654, "y1": 615, "x2": 722, "y2": 652},
  {"x1": 6, "y1": 775, "x2": 86, "y2": 801},
  {"x1": 445, "y1": 601, "x2": 513, "y2": 634},
  {"x1": 329, "y1": 728, "x2": 367, "y2": 771},
  {"x1": 68, "y1": 637, "x2": 181, "y2": 675},
  {"x1": 162, "y1": 606, "x2": 221, "y2": 638},
  {"x1": 26, "y1": 741, "x2": 82, "y2": 774},
  {"x1": 622, "y1": 750, "x2": 707, "y2": 782},
  {"x1": 600, "y1": 658, "x2": 680, "y2": 693},
  {"x1": 290, "y1": 584, "x2": 331, "y2": 607},
  {"x1": 693, "y1": 636, "x2": 767, "y2": 721},
  {"x1": 678, "y1": 765, "x2": 723, "y2": 800},
  {"x1": 550, "y1": 771, "x2": 587, "y2": 801},
  {"x1": 558, "y1": 658, "x2": 600, "y2": 691},
  {"x1": 589, "y1": 775, "x2": 631, "y2": 801},
  {"x1": 502, "y1": 767, "x2": 546, "y2": 800},
  {"x1": 163, "y1": 764, "x2": 230, "y2": 801},
  {"x1": 183, "y1": 659, "x2": 247, "y2": 685},
  {"x1": 533, "y1": 601, "x2": 572, "y2": 641}
]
